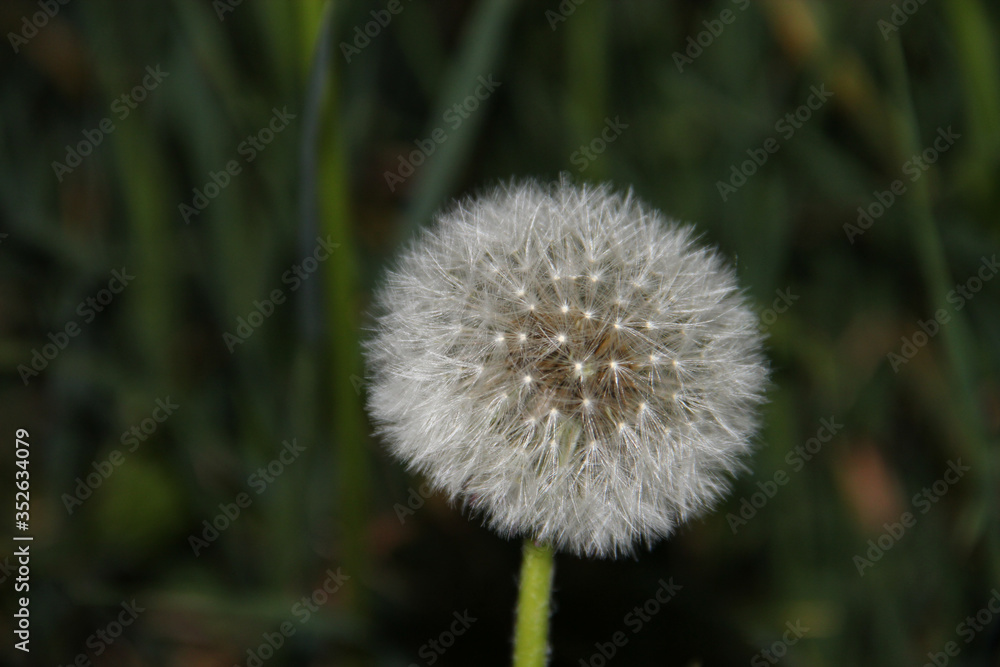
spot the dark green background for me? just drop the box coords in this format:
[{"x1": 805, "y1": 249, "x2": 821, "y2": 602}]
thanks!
[{"x1": 1, "y1": 0, "x2": 999, "y2": 665}]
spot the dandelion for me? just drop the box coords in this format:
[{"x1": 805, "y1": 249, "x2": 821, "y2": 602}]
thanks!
[
  {"x1": 365, "y1": 178, "x2": 768, "y2": 664},
  {"x1": 367, "y1": 177, "x2": 766, "y2": 553}
]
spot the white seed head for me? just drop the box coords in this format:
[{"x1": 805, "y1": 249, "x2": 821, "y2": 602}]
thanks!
[{"x1": 365, "y1": 179, "x2": 768, "y2": 558}]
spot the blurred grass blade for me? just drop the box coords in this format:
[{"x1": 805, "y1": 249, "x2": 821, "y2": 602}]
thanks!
[
  {"x1": 299, "y1": 0, "x2": 371, "y2": 621},
  {"x1": 943, "y1": 0, "x2": 1000, "y2": 199},
  {"x1": 402, "y1": 0, "x2": 520, "y2": 237},
  {"x1": 943, "y1": 0, "x2": 1000, "y2": 154},
  {"x1": 882, "y1": 35, "x2": 1000, "y2": 574}
]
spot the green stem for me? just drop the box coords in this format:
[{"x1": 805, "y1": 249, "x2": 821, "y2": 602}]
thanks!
[{"x1": 513, "y1": 539, "x2": 555, "y2": 667}]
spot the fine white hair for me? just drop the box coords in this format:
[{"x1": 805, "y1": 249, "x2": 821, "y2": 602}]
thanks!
[{"x1": 365, "y1": 178, "x2": 767, "y2": 558}]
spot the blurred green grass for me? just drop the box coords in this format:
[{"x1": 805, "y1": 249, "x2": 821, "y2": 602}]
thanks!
[{"x1": 1, "y1": 0, "x2": 999, "y2": 665}]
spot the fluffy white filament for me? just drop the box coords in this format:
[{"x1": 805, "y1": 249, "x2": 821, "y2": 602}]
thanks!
[{"x1": 365, "y1": 179, "x2": 767, "y2": 558}]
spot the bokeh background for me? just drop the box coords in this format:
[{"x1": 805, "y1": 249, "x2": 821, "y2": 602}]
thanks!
[{"x1": 2, "y1": 0, "x2": 999, "y2": 665}]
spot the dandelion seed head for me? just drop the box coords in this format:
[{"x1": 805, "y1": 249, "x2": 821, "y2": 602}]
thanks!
[{"x1": 365, "y1": 179, "x2": 768, "y2": 557}]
